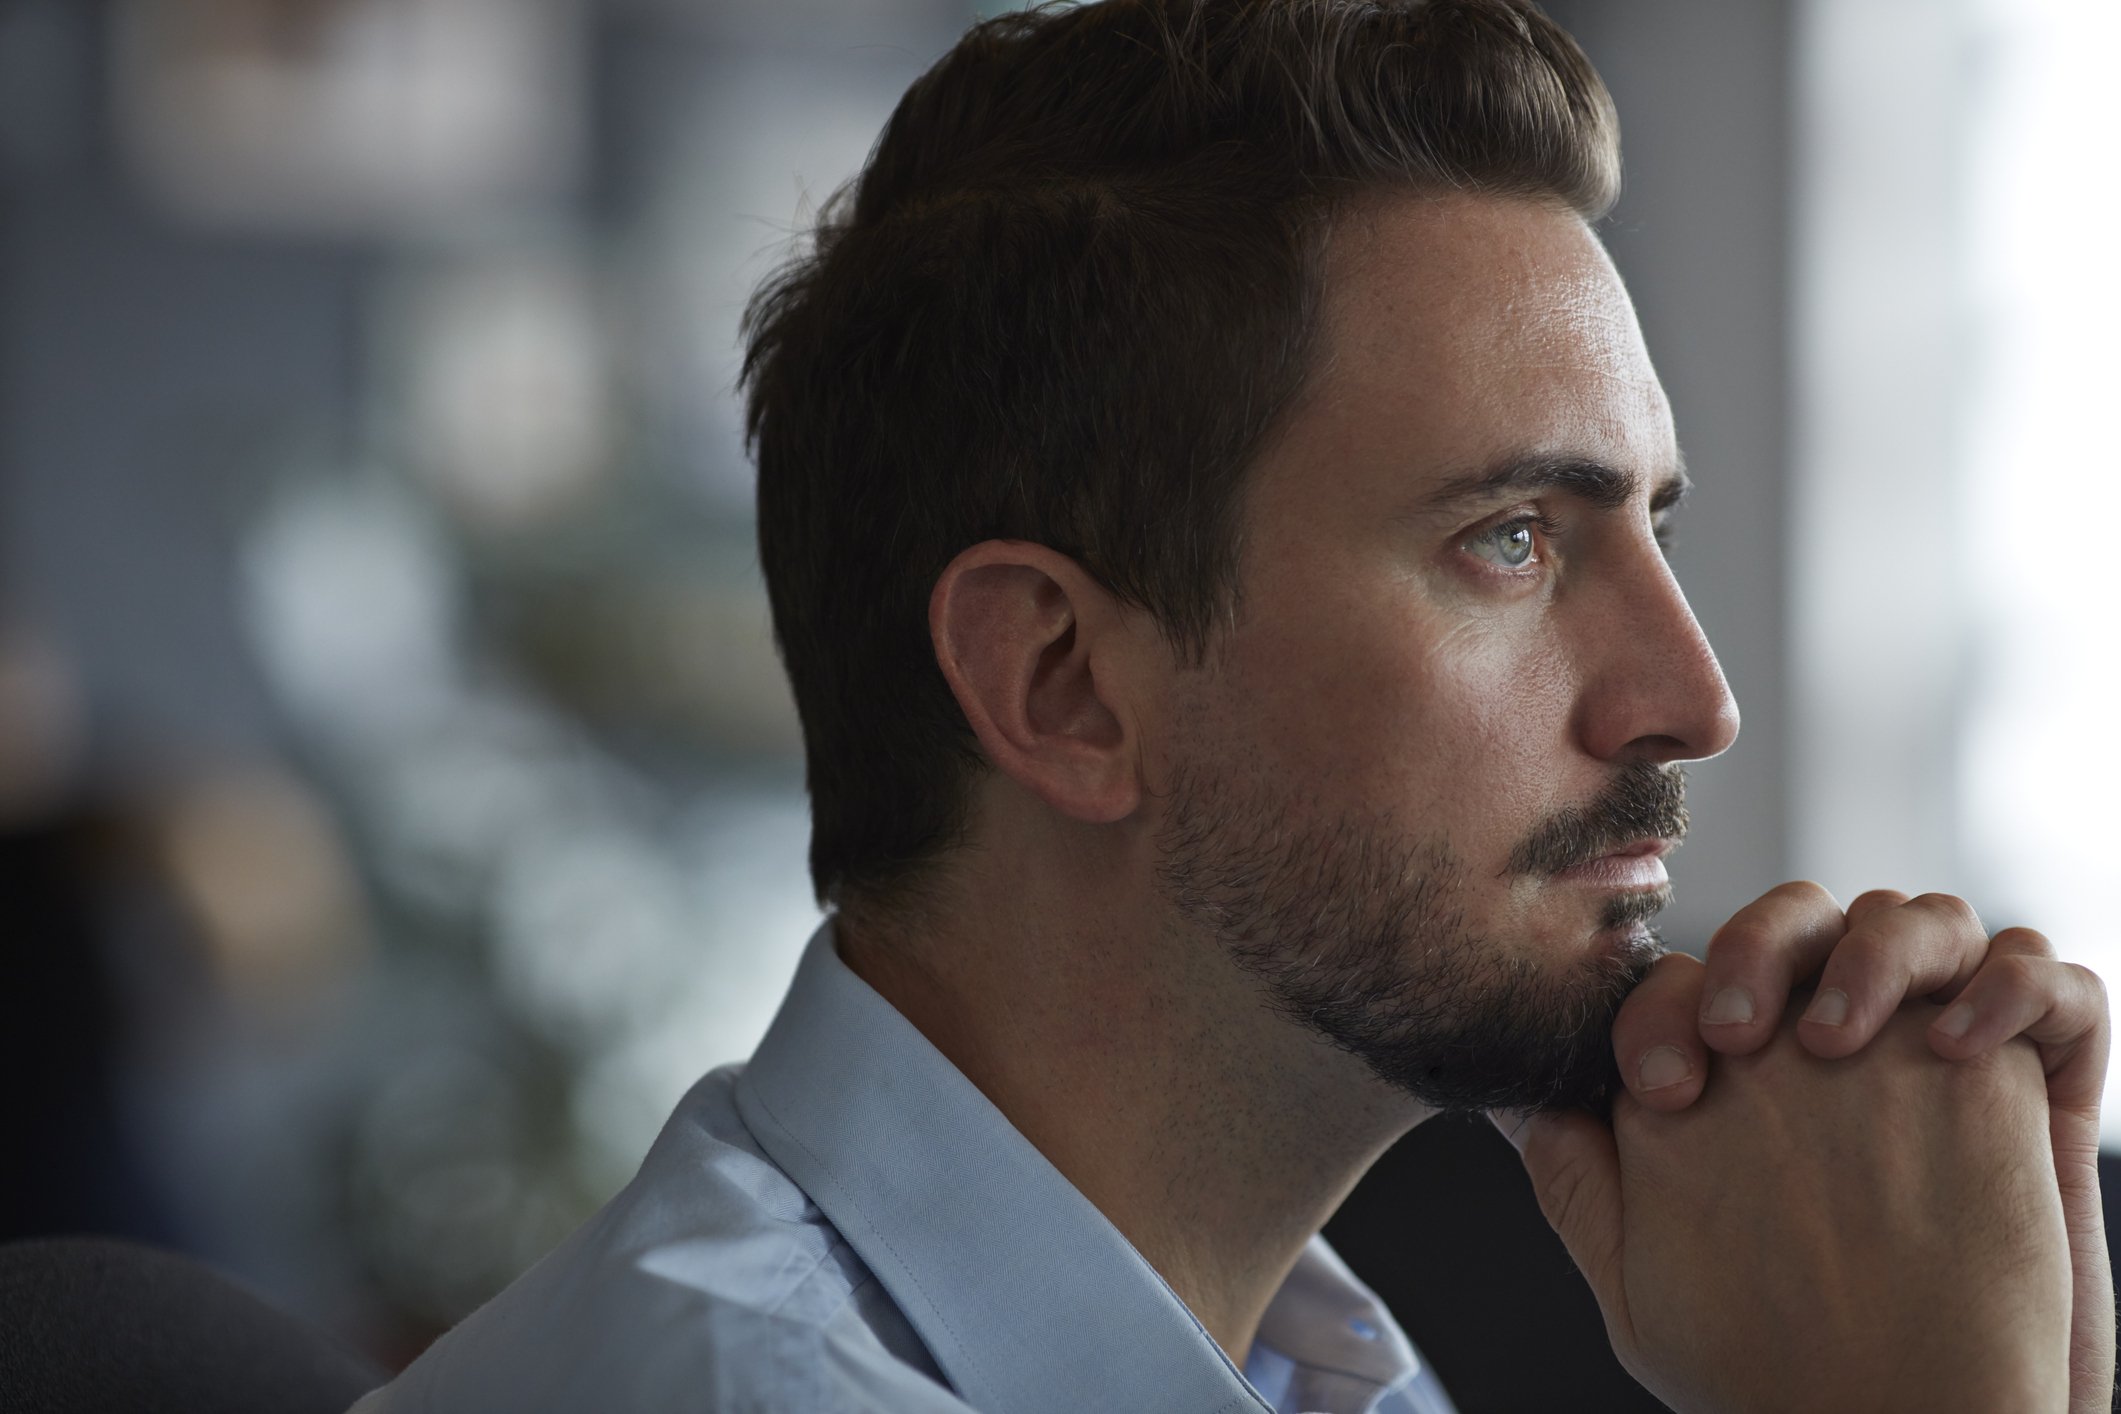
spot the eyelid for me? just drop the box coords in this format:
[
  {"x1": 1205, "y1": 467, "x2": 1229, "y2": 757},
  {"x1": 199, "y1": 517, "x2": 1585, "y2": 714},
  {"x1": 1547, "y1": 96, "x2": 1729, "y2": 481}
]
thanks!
[
  {"x1": 1490, "y1": 508, "x2": 1564, "y2": 542},
  {"x1": 1466, "y1": 505, "x2": 1562, "y2": 539},
  {"x1": 1460, "y1": 508, "x2": 1563, "y2": 570}
]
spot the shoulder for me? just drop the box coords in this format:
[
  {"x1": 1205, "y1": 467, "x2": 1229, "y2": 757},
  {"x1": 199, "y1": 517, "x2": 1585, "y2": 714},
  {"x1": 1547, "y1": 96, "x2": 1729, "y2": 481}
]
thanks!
[{"x1": 354, "y1": 1067, "x2": 963, "y2": 1414}]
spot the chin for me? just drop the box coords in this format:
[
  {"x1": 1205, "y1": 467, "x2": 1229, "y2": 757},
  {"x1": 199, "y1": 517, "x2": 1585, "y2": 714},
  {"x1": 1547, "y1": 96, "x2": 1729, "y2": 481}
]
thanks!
[
  {"x1": 1154, "y1": 752, "x2": 1682, "y2": 1115},
  {"x1": 1595, "y1": 919, "x2": 1668, "y2": 974},
  {"x1": 1502, "y1": 883, "x2": 1672, "y2": 960},
  {"x1": 1600, "y1": 882, "x2": 1674, "y2": 932}
]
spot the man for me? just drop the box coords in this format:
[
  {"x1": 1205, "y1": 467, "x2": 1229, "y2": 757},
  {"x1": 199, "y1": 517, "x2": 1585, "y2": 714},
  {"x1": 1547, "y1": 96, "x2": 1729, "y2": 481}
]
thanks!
[{"x1": 353, "y1": 1, "x2": 2112, "y2": 1410}]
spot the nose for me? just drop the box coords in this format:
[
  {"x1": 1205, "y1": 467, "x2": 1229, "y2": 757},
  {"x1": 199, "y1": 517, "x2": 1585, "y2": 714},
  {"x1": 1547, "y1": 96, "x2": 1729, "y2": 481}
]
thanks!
[{"x1": 1572, "y1": 542, "x2": 1742, "y2": 766}]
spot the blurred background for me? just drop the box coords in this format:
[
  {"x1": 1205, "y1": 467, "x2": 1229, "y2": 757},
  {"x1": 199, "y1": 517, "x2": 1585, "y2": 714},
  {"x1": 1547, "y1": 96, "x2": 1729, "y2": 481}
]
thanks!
[{"x1": 0, "y1": 0, "x2": 2112, "y2": 1403}]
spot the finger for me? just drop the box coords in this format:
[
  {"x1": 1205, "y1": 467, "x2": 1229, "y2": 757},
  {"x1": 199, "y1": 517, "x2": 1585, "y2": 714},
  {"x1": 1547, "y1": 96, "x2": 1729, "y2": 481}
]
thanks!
[
  {"x1": 1926, "y1": 939, "x2": 2115, "y2": 1414},
  {"x1": 1929, "y1": 946, "x2": 2108, "y2": 1113},
  {"x1": 1842, "y1": 887, "x2": 1911, "y2": 930},
  {"x1": 1799, "y1": 892, "x2": 1989, "y2": 1059},
  {"x1": 1696, "y1": 881, "x2": 1846, "y2": 1057},
  {"x1": 1611, "y1": 952, "x2": 1708, "y2": 1111},
  {"x1": 1491, "y1": 1106, "x2": 1631, "y2": 1344}
]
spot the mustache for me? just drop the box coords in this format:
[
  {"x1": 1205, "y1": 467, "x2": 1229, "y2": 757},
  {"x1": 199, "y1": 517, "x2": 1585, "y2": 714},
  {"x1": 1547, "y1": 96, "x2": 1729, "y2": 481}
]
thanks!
[{"x1": 1506, "y1": 763, "x2": 1690, "y2": 877}]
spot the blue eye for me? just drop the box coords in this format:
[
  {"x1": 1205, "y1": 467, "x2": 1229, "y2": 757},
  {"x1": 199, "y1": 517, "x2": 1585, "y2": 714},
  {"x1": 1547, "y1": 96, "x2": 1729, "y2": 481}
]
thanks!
[{"x1": 1467, "y1": 517, "x2": 1540, "y2": 568}]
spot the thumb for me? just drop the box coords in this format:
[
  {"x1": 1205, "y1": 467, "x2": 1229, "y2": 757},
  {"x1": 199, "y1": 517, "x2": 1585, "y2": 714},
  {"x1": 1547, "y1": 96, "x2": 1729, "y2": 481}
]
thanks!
[{"x1": 1490, "y1": 1108, "x2": 1631, "y2": 1334}]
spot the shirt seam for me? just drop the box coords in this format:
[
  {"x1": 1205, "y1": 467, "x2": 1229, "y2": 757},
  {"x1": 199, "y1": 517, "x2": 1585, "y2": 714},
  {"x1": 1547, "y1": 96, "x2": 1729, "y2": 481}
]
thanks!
[{"x1": 740, "y1": 1078, "x2": 989, "y2": 1402}]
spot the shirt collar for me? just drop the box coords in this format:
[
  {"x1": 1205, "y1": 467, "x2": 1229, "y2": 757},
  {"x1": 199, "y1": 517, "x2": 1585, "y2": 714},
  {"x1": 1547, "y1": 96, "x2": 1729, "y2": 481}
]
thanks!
[
  {"x1": 1256, "y1": 1240, "x2": 1425, "y2": 1393},
  {"x1": 734, "y1": 919, "x2": 1421, "y2": 1414}
]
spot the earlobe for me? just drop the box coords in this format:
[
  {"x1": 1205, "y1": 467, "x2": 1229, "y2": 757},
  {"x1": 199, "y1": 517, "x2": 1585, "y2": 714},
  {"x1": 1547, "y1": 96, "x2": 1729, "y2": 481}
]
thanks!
[{"x1": 929, "y1": 542, "x2": 1143, "y2": 825}]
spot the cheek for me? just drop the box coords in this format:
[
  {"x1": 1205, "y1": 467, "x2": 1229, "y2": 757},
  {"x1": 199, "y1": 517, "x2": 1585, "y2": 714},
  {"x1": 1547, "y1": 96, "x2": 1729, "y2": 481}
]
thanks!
[
  {"x1": 1231, "y1": 588, "x2": 1578, "y2": 829},
  {"x1": 1428, "y1": 627, "x2": 1580, "y2": 846}
]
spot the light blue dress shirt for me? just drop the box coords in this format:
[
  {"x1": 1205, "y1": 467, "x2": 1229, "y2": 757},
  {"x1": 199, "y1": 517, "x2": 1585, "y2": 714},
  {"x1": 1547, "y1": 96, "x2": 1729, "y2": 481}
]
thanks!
[{"x1": 350, "y1": 921, "x2": 1459, "y2": 1414}]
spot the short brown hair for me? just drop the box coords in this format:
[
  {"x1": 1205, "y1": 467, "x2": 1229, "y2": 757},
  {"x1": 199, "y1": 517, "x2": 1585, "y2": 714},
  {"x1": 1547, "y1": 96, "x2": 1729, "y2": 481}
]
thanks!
[{"x1": 742, "y1": 0, "x2": 1619, "y2": 915}]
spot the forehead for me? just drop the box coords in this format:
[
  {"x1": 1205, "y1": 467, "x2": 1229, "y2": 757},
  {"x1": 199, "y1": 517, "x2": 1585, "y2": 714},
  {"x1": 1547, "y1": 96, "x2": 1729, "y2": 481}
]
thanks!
[{"x1": 1257, "y1": 193, "x2": 1673, "y2": 511}]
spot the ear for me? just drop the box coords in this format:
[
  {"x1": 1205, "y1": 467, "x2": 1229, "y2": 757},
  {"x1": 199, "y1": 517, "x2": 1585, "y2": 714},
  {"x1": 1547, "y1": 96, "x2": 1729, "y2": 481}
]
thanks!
[{"x1": 929, "y1": 540, "x2": 1145, "y2": 825}]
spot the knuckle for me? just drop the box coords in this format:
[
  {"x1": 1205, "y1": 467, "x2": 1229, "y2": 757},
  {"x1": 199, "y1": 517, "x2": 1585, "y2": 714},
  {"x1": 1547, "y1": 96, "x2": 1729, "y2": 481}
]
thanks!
[
  {"x1": 1645, "y1": 950, "x2": 1703, "y2": 984},
  {"x1": 1909, "y1": 891, "x2": 1982, "y2": 933},
  {"x1": 1776, "y1": 879, "x2": 1839, "y2": 908},
  {"x1": 1705, "y1": 920, "x2": 1807, "y2": 975},
  {"x1": 1991, "y1": 925, "x2": 2056, "y2": 958},
  {"x1": 2068, "y1": 961, "x2": 2107, "y2": 1006},
  {"x1": 1847, "y1": 886, "x2": 1909, "y2": 911},
  {"x1": 1614, "y1": 956, "x2": 1700, "y2": 1028},
  {"x1": 1995, "y1": 952, "x2": 2044, "y2": 990},
  {"x1": 1708, "y1": 884, "x2": 1848, "y2": 976},
  {"x1": 1705, "y1": 919, "x2": 1779, "y2": 970},
  {"x1": 1820, "y1": 927, "x2": 1890, "y2": 981},
  {"x1": 1955, "y1": 1031, "x2": 2043, "y2": 1092},
  {"x1": 1968, "y1": 951, "x2": 2042, "y2": 998},
  {"x1": 1938, "y1": 955, "x2": 2019, "y2": 1016}
]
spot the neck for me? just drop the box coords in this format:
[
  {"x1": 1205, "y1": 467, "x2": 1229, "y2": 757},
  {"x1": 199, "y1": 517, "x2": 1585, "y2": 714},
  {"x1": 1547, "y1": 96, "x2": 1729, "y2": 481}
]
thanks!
[{"x1": 835, "y1": 872, "x2": 1427, "y2": 1366}]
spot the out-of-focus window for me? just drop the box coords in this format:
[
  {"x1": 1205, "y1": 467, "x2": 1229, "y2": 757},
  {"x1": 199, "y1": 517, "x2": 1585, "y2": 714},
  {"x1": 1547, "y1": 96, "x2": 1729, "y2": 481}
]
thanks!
[
  {"x1": 1958, "y1": 0, "x2": 2121, "y2": 1139},
  {"x1": 1796, "y1": 0, "x2": 2121, "y2": 1140}
]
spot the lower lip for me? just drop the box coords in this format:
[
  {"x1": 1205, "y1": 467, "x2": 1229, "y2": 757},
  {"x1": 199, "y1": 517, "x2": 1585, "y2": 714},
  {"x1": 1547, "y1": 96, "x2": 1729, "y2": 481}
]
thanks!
[{"x1": 1553, "y1": 852, "x2": 1669, "y2": 890}]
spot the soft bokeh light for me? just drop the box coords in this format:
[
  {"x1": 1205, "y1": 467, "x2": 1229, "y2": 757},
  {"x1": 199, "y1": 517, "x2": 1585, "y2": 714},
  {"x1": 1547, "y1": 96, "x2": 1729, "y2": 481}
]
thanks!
[{"x1": 114, "y1": 0, "x2": 585, "y2": 234}]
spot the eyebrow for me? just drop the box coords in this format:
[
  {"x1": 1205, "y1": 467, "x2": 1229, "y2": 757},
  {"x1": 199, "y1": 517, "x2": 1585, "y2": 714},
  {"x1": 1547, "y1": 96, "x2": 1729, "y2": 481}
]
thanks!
[{"x1": 1420, "y1": 452, "x2": 1692, "y2": 516}]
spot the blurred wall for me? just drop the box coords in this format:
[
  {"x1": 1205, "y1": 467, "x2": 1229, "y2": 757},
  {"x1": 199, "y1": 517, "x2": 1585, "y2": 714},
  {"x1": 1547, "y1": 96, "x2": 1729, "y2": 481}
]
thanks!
[
  {"x1": 0, "y1": 0, "x2": 947, "y2": 1354},
  {"x1": 1, "y1": 1, "x2": 349, "y2": 765}
]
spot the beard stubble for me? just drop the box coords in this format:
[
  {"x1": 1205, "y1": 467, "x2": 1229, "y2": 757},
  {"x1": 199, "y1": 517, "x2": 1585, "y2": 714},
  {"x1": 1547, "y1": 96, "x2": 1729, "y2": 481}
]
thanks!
[{"x1": 1152, "y1": 757, "x2": 1689, "y2": 1116}]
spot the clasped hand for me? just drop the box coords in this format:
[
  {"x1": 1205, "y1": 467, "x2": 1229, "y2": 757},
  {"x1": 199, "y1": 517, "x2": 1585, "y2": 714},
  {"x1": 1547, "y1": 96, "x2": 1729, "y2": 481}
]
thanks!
[{"x1": 1497, "y1": 883, "x2": 2113, "y2": 1414}]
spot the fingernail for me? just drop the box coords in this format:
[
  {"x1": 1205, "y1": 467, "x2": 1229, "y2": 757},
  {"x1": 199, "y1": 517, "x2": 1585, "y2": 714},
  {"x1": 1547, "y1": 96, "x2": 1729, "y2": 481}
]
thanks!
[
  {"x1": 1703, "y1": 986, "x2": 1754, "y2": 1025},
  {"x1": 1804, "y1": 988, "x2": 1849, "y2": 1027},
  {"x1": 1637, "y1": 1045, "x2": 1693, "y2": 1091},
  {"x1": 1935, "y1": 1001, "x2": 1975, "y2": 1038}
]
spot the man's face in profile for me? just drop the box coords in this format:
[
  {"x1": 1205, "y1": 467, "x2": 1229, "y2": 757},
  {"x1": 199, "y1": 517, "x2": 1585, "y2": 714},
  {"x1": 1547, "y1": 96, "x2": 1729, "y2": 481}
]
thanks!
[{"x1": 1153, "y1": 193, "x2": 1740, "y2": 1114}]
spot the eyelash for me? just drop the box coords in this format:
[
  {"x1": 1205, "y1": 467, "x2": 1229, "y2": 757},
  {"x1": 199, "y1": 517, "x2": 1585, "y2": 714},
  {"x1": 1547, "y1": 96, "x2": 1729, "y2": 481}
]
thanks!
[
  {"x1": 1467, "y1": 511, "x2": 1565, "y2": 571},
  {"x1": 1464, "y1": 512, "x2": 1679, "y2": 571}
]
